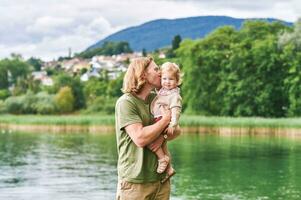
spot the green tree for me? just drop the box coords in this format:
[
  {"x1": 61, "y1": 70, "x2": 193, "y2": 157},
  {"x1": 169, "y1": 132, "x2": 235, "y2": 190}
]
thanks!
[
  {"x1": 10, "y1": 53, "x2": 23, "y2": 60},
  {"x1": 177, "y1": 26, "x2": 236, "y2": 115},
  {"x1": 54, "y1": 86, "x2": 75, "y2": 113},
  {"x1": 166, "y1": 35, "x2": 182, "y2": 58},
  {"x1": 106, "y1": 72, "x2": 124, "y2": 97},
  {"x1": 53, "y1": 73, "x2": 85, "y2": 109},
  {"x1": 83, "y1": 77, "x2": 108, "y2": 103},
  {"x1": 172, "y1": 35, "x2": 182, "y2": 50},
  {"x1": 12, "y1": 75, "x2": 41, "y2": 96},
  {"x1": 0, "y1": 63, "x2": 9, "y2": 89},
  {"x1": 27, "y1": 57, "x2": 43, "y2": 71},
  {"x1": 281, "y1": 46, "x2": 301, "y2": 115},
  {"x1": 0, "y1": 58, "x2": 32, "y2": 90},
  {"x1": 177, "y1": 21, "x2": 290, "y2": 117}
]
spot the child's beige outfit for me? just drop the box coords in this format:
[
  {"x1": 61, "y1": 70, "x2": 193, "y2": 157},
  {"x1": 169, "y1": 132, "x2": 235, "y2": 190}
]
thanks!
[
  {"x1": 150, "y1": 87, "x2": 182, "y2": 175},
  {"x1": 151, "y1": 87, "x2": 182, "y2": 128}
]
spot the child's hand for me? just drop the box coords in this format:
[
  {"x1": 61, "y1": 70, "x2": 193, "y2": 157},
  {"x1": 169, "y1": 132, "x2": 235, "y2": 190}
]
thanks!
[{"x1": 166, "y1": 126, "x2": 175, "y2": 135}]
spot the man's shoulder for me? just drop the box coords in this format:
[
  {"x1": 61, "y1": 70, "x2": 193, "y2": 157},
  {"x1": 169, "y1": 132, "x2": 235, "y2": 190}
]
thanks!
[
  {"x1": 116, "y1": 93, "x2": 136, "y2": 107},
  {"x1": 117, "y1": 93, "x2": 132, "y2": 102}
]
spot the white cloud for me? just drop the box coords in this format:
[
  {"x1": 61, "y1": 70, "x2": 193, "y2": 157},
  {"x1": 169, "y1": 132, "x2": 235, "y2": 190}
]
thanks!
[
  {"x1": 0, "y1": 0, "x2": 300, "y2": 61},
  {"x1": 26, "y1": 16, "x2": 74, "y2": 34}
]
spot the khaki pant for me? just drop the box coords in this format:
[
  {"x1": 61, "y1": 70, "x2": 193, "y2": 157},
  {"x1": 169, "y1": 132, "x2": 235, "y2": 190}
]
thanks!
[{"x1": 116, "y1": 179, "x2": 170, "y2": 200}]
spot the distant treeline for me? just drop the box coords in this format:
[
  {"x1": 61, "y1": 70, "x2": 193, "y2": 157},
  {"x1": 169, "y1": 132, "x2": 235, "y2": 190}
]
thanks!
[
  {"x1": 176, "y1": 19, "x2": 301, "y2": 117},
  {"x1": 76, "y1": 41, "x2": 133, "y2": 58}
]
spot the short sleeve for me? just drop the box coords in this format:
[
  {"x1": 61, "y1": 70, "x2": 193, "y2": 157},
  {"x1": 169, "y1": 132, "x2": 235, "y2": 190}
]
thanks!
[{"x1": 116, "y1": 99, "x2": 142, "y2": 130}]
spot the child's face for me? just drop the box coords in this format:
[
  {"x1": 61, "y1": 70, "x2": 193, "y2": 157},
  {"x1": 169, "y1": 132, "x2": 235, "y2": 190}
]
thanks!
[{"x1": 161, "y1": 71, "x2": 178, "y2": 90}]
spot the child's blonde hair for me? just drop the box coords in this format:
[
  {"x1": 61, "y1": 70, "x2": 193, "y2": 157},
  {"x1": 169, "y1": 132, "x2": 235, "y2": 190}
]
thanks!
[
  {"x1": 161, "y1": 62, "x2": 182, "y2": 86},
  {"x1": 122, "y1": 57, "x2": 153, "y2": 93}
]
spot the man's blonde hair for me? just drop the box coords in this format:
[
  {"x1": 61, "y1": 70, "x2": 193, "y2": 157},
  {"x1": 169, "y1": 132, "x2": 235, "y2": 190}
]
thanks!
[
  {"x1": 122, "y1": 57, "x2": 153, "y2": 93},
  {"x1": 161, "y1": 62, "x2": 182, "y2": 85}
]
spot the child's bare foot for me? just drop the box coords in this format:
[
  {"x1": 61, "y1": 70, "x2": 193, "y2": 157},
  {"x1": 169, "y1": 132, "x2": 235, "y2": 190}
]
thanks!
[{"x1": 157, "y1": 155, "x2": 170, "y2": 173}]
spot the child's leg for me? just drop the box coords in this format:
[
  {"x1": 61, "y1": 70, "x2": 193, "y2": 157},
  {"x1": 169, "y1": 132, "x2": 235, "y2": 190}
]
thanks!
[
  {"x1": 162, "y1": 142, "x2": 175, "y2": 176},
  {"x1": 154, "y1": 143, "x2": 170, "y2": 174},
  {"x1": 147, "y1": 141, "x2": 167, "y2": 160},
  {"x1": 162, "y1": 142, "x2": 170, "y2": 157},
  {"x1": 154, "y1": 147, "x2": 165, "y2": 160},
  {"x1": 147, "y1": 137, "x2": 170, "y2": 174}
]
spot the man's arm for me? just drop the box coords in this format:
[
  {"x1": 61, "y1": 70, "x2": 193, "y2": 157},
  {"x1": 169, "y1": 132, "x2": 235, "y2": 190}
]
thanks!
[
  {"x1": 125, "y1": 108, "x2": 171, "y2": 148},
  {"x1": 148, "y1": 125, "x2": 181, "y2": 152}
]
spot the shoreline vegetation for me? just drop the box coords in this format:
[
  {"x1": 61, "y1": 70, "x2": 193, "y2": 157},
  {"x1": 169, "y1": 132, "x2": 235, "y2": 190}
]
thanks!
[{"x1": 1, "y1": 114, "x2": 301, "y2": 137}]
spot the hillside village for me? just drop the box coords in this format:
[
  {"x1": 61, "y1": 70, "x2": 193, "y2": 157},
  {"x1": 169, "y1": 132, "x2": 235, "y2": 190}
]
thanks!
[{"x1": 32, "y1": 52, "x2": 146, "y2": 86}]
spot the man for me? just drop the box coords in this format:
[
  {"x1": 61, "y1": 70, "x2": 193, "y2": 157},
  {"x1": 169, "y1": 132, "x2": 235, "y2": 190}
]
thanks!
[{"x1": 115, "y1": 57, "x2": 180, "y2": 200}]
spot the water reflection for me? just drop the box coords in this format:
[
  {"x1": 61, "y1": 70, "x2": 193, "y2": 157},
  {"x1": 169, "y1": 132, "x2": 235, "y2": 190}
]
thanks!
[
  {"x1": 0, "y1": 132, "x2": 117, "y2": 200},
  {"x1": 169, "y1": 135, "x2": 301, "y2": 200},
  {"x1": 0, "y1": 131, "x2": 301, "y2": 200}
]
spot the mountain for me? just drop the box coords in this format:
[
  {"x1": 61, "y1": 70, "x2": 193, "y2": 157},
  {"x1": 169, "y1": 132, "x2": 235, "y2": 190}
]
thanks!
[{"x1": 87, "y1": 16, "x2": 292, "y2": 52}]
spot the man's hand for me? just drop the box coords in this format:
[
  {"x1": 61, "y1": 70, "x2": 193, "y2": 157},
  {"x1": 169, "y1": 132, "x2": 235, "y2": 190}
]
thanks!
[
  {"x1": 160, "y1": 105, "x2": 171, "y2": 123},
  {"x1": 147, "y1": 135, "x2": 164, "y2": 152}
]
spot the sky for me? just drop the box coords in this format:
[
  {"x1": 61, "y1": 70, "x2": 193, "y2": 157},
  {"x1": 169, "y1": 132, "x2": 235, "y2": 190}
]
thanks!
[{"x1": 0, "y1": 0, "x2": 300, "y2": 61}]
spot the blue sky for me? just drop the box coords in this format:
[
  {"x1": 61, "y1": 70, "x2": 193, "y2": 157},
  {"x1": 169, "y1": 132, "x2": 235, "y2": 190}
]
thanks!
[{"x1": 0, "y1": 0, "x2": 300, "y2": 61}]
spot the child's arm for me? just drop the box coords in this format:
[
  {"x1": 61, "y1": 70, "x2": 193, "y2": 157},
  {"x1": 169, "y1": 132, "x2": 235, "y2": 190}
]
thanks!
[
  {"x1": 166, "y1": 107, "x2": 181, "y2": 135},
  {"x1": 165, "y1": 125, "x2": 181, "y2": 140},
  {"x1": 166, "y1": 94, "x2": 182, "y2": 135},
  {"x1": 170, "y1": 107, "x2": 181, "y2": 127}
]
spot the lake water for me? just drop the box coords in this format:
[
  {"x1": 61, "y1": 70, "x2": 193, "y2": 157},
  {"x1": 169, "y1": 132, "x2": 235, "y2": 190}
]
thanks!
[{"x1": 0, "y1": 131, "x2": 301, "y2": 200}]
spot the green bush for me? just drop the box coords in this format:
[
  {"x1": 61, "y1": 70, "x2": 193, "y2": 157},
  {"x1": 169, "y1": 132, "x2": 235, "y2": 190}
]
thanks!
[
  {"x1": 84, "y1": 96, "x2": 117, "y2": 114},
  {"x1": 21, "y1": 91, "x2": 37, "y2": 114},
  {"x1": 34, "y1": 92, "x2": 57, "y2": 114},
  {"x1": 4, "y1": 96, "x2": 23, "y2": 114},
  {"x1": 0, "y1": 100, "x2": 6, "y2": 113},
  {"x1": 0, "y1": 89, "x2": 9, "y2": 100},
  {"x1": 4, "y1": 92, "x2": 58, "y2": 115},
  {"x1": 4, "y1": 92, "x2": 37, "y2": 114},
  {"x1": 103, "y1": 98, "x2": 117, "y2": 114}
]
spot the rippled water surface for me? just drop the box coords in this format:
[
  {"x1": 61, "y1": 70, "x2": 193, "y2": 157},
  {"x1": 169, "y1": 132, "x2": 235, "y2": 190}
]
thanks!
[{"x1": 1, "y1": 131, "x2": 301, "y2": 200}]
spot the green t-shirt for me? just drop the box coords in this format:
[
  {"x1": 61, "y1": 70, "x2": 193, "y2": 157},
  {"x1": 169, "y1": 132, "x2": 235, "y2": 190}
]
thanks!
[{"x1": 115, "y1": 92, "x2": 164, "y2": 183}]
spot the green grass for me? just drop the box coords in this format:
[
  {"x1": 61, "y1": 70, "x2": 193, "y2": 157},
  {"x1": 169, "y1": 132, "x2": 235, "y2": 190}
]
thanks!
[
  {"x1": 0, "y1": 114, "x2": 115, "y2": 126},
  {"x1": 180, "y1": 115, "x2": 301, "y2": 128},
  {"x1": 1, "y1": 114, "x2": 301, "y2": 128}
]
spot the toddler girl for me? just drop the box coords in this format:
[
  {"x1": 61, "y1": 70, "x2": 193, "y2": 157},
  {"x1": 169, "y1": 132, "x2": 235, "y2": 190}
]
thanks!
[{"x1": 149, "y1": 62, "x2": 182, "y2": 181}]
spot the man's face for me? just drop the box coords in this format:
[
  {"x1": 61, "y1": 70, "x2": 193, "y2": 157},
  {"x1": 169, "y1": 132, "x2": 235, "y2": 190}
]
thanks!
[{"x1": 144, "y1": 61, "x2": 161, "y2": 89}]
